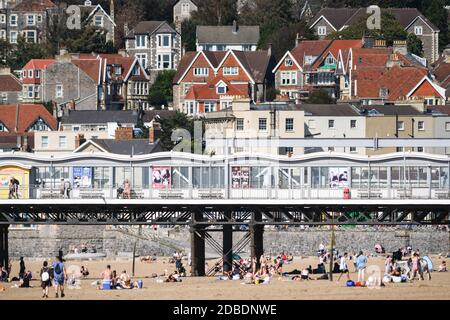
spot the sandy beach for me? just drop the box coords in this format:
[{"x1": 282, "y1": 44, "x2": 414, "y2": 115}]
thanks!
[{"x1": 1, "y1": 255, "x2": 450, "y2": 300}]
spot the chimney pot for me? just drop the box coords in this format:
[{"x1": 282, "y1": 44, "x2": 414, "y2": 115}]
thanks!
[{"x1": 232, "y1": 20, "x2": 238, "y2": 34}]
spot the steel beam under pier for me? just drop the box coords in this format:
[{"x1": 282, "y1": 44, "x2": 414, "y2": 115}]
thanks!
[
  {"x1": 250, "y1": 211, "x2": 264, "y2": 268},
  {"x1": 190, "y1": 211, "x2": 205, "y2": 277},
  {"x1": 223, "y1": 211, "x2": 233, "y2": 274},
  {"x1": 0, "y1": 225, "x2": 8, "y2": 269}
]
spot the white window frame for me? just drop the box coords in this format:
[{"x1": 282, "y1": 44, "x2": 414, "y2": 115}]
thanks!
[
  {"x1": 0, "y1": 14, "x2": 5, "y2": 24},
  {"x1": 236, "y1": 118, "x2": 244, "y2": 131},
  {"x1": 350, "y1": 147, "x2": 357, "y2": 153},
  {"x1": 136, "y1": 53, "x2": 147, "y2": 69},
  {"x1": 157, "y1": 54, "x2": 172, "y2": 69},
  {"x1": 281, "y1": 71, "x2": 297, "y2": 85},
  {"x1": 26, "y1": 14, "x2": 35, "y2": 26},
  {"x1": 285, "y1": 118, "x2": 294, "y2": 132},
  {"x1": 10, "y1": 31, "x2": 17, "y2": 44},
  {"x1": 194, "y1": 68, "x2": 208, "y2": 76},
  {"x1": 56, "y1": 84, "x2": 63, "y2": 98},
  {"x1": 216, "y1": 85, "x2": 226, "y2": 94},
  {"x1": 328, "y1": 119, "x2": 335, "y2": 129},
  {"x1": 36, "y1": 15, "x2": 42, "y2": 23},
  {"x1": 414, "y1": 26, "x2": 423, "y2": 36},
  {"x1": 135, "y1": 35, "x2": 147, "y2": 48},
  {"x1": 25, "y1": 30, "x2": 36, "y2": 43},
  {"x1": 28, "y1": 70, "x2": 33, "y2": 78},
  {"x1": 350, "y1": 119, "x2": 357, "y2": 129},
  {"x1": 417, "y1": 121, "x2": 425, "y2": 131},
  {"x1": 223, "y1": 67, "x2": 238, "y2": 76},
  {"x1": 259, "y1": 118, "x2": 267, "y2": 131},
  {"x1": 446, "y1": 122, "x2": 450, "y2": 132},
  {"x1": 204, "y1": 101, "x2": 215, "y2": 113},
  {"x1": 9, "y1": 14, "x2": 17, "y2": 26},
  {"x1": 318, "y1": 26, "x2": 327, "y2": 36},
  {"x1": 94, "y1": 15, "x2": 103, "y2": 27},
  {"x1": 0, "y1": 30, "x2": 6, "y2": 40},
  {"x1": 41, "y1": 136, "x2": 49, "y2": 148},
  {"x1": 285, "y1": 58, "x2": 293, "y2": 67},
  {"x1": 58, "y1": 136, "x2": 67, "y2": 148},
  {"x1": 397, "y1": 121, "x2": 405, "y2": 131},
  {"x1": 157, "y1": 34, "x2": 171, "y2": 48}
]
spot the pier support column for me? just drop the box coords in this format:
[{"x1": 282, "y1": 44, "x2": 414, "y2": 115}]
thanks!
[
  {"x1": 250, "y1": 211, "x2": 264, "y2": 268},
  {"x1": 223, "y1": 211, "x2": 233, "y2": 273},
  {"x1": 190, "y1": 211, "x2": 205, "y2": 276},
  {"x1": 0, "y1": 225, "x2": 8, "y2": 269}
]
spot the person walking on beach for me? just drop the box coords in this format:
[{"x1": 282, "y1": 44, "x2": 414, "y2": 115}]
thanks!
[
  {"x1": 53, "y1": 256, "x2": 67, "y2": 298},
  {"x1": 337, "y1": 253, "x2": 350, "y2": 281},
  {"x1": 40, "y1": 261, "x2": 52, "y2": 298},
  {"x1": 356, "y1": 251, "x2": 368, "y2": 283},
  {"x1": 19, "y1": 257, "x2": 26, "y2": 279}
]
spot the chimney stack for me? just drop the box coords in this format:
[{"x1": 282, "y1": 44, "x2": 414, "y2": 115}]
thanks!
[
  {"x1": 75, "y1": 134, "x2": 86, "y2": 148},
  {"x1": 148, "y1": 123, "x2": 161, "y2": 144},
  {"x1": 232, "y1": 20, "x2": 238, "y2": 34},
  {"x1": 267, "y1": 43, "x2": 272, "y2": 57},
  {"x1": 115, "y1": 127, "x2": 134, "y2": 140},
  {"x1": 393, "y1": 40, "x2": 407, "y2": 56}
]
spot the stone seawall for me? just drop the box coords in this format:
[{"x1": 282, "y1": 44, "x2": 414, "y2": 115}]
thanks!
[{"x1": 8, "y1": 225, "x2": 449, "y2": 259}]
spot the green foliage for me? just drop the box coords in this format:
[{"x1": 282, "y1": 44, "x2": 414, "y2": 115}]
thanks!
[
  {"x1": 307, "y1": 89, "x2": 335, "y2": 104},
  {"x1": 326, "y1": 13, "x2": 407, "y2": 46},
  {"x1": 191, "y1": 0, "x2": 237, "y2": 25},
  {"x1": 265, "y1": 87, "x2": 280, "y2": 102},
  {"x1": 63, "y1": 26, "x2": 117, "y2": 54},
  {"x1": 424, "y1": 0, "x2": 449, "y2": 51},
  {"x1": 3, "y1": 37, "x2": 47, "y2": 70},
  {"x1": 148, "y1": 70, "x2": 177, "y2": 109},
  {"x1": 158, "y1": 111, "x2": 200, "y2": 152},
  {"x1": 181, "y1": 19, "x2": 197, "y2": 52},
  {"x1": 407, "y1": 33, "x2": 424, "y2": 57}
]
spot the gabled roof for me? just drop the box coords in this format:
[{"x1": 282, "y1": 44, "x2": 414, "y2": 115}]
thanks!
[
  {"x1": 174, "y1": 50, "x2": 272, "y2": 84},
  {"x1": 71, "y1": 57, "x2": 102, "y2": 84},
  {"x1": 0, "y1": 104, "x2": 57, "y2": 133},
  {"x1": 23, "y1": 59, "x2": 55, "y2": 70},
  {"x1": 290, "y1": 40, "x2": 331, "y2": 69},
  {"x1": 12, "y1": 0, "x2": 56, "y2": 11},
  {"x1": 309, "y1": 7, "x2": 439, "y2": 32},
  {"x1": 98, "y1": 54, "x2": 137, "y2": 82},
  {"x1": 406, "y1": 76, "x2": 446, "y2": 99},
  {"x1": 85, "y1": 4, "x2": 116, "y2": 26},
  {"x1": 0, "y1": 74, "x2": 22, "y2": 92},
  {"x1": 312, "y1": 39, "x2": 362, "y2": 69},
  {"x1": 174, "y1": 0, "x2": 198, "y2": 6},
  {"x1": 196, "y1": 25, "x2": 260, "y2": 45},
  {"x1": 61, "y1": 110, "x2": 139, "y2": 125},
  {"x1": 76, "y1": 139, "x2": 163, "y2": 155},
  {"x1": 432, "y1": 55, "x2": 450, "y2": 89},
  {"x1": 125, "y1": 21, "x2": 177, "y2": 38}
]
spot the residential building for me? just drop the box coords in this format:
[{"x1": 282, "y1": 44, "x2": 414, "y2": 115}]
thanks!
[
  {"x1": 21, "y1": 58, "x2": 55, "y2": 104},
  {"x1": 309, "y1": 8, "x2": 440, "y2": 63},
  {"x1": 342, "y1": 44, "x2": 447, "y2": 107},
  {"x1": 125, "y1": 20, "x2": 181, "y2": 82},
  {"x1": 361, "y1": 105, "x2": 433, "y2": 155},
  {"x1": 431, "y1": 44, "x2": 450, "y2": 102},
  {"x1": 203, "y1": 98, "x2": 305, "y2": 156},
  {"x1": 297, "y1": 104, "x2": 366, "y2": 155},
  {"x1": 196, "y1": 20, "x2": 259, "y2": 52},
  {"x1": 0, "y1": 67, "x2": 22, "y2": 104},
  {"x1": 0, "y1": 103, "x2": 57, "y2": 152},
  {"x1": 79, "y1": 0, "x2": 116, "y2": 44},
  {"x1": 427, "y1": 105, "x2": 450, "y2": 156},
  {"x1": 173, "y1": 0, "x2": 197, "y2": 32},
  {"x1": 273, "y1": 38, "x2": 362, "y2": 102},
  {"x1": 2, "y1": 0, "x2": 59, "y2": 45},
  {"x1": 173, "y1": 49, "x2": 275, "y2": 116}
]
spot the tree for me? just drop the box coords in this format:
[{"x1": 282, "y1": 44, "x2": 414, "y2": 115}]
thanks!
[
  {"x1": 307, "y1": 89, "x2": 335, "y2": 104},
  {"x1": 6, "y1": 37, "x2": 47, "y2": 70},
  {"x1": 158, "y1": 111, "x2": 199, "y2": 152},
  {"x1": 148, "y1": 70, "x2": 177, "y2": 109},
  {"x1": 192, "y1": 0, "x2": 237, "y2": 25},
  {"x1": 181, "y1": 19, "x2": 197, "y2": 52},
  {"x1": 63, "y1": 25, "x2": 117, "y2": 54},
  {"x1": 407, "y1": 33, "x2": 423, "y2": 57},
  {"x1": 424, "y1": 0, "x2": 449, "y2": 51}
]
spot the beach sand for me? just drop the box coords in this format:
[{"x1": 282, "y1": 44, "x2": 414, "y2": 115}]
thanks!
[{"x1": 1, "y1": 255, "x2": 450, "y2": 300}]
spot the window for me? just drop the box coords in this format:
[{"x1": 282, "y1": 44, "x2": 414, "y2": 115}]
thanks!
[
  {"x1": 30, "y1": 118, "x2": 48, "y2": 131},
  {"x1": 114, "y1": 66, "x2": 122, "y2": 75},
  {"x1": 158, "y1": 34, "x2": 171, "y2": 48},
  {"x1": 446, "y1": 122, "x2": 450, "y2": 131},
  {"x1": 94, "y1": 15, "x2": 103, "y2": 27},
  {"x1": 0, "y1": 30, "x2": 5, "y2": 40},
  {"x1": 414, "y1": 26, "x2": 423, "y2": 35},
  {"x1": 135, "y1": 35, "x2": 146, "y2": 48},
  {"x1": 259, "y1": 118, "x2": 267, "y2": 131},
  {"x1": 285, "y1": 147, "x2": 294, "y2": 154},
  {"x1": 396, "y1": 147, "x2": 404, "y2": 152},
  {"x1": 328, "y1": 147, "x2": 335, "y2": 152},
  {"x1": 318, "y1": 26, "x2": 326, "y2": 36},
  {"x1": 242, "y1": 45, "x2": 252, "y2": 51},
  {"x1": 181, "y1": 3, "x2": 190, "y2": 14},
  {"x1": 216, "y1": 45, "x2": 226, "y2": 51},
  {"x1": 350, "y1": 120, "x2": 357, "y2": 129},
  {"x1": 194, "y1": 68, "x2": 208, "y2": 76},
  {"x1": 308, "y1": 119, "x2": 316, "y2": 129},
  {"x1": 0, "y1": 122, "x2": 6, "y2": 132},
  {"x1": 10, "y1": 31, "x2": 17, "y2": 44},
  {"x1": 56, "y1": 84, "x2": 63, "y2": 98},
  {"x1": 281, "y1": 71, "x2": 297, "y2": 85},
  {"x1": 236, "y1": 118, "x2": 244, "y2": 131},
  {"x1": 325, "y1": 55, "x2": 335, "y2": 65},
  {"x1": 285, "y1": 58, "x2": 293, "y2": 67},
  {"x1": 37, "y1": 15, "x2": 42, "y2": 23},
  {"x1": 285, "y1": 118, "x2": 294, "y2": 132},
  {"x1": 26, "y1": 15, "x2": 35, "y2": 26},
  {"x1": 136, "y1": 54, "x2": 147, "y2": 69},
  {"x1": 25, "y1": 31, "x2": 36, "y2": 43},
  {"x1": 417, "y1": 147, "x2": 424, "y2": 152},
  {"x1": 397, "y1": 121, "x2": 404, "y2": 131},
  {"x1": 328, "y1": 119, "x2": 335, "y2": 129},
  {"x1": 0, "y1": 14, "x2": 5, "y2": 23},
  {"x1": 417, "y1": 121, "x2": 425, "y2": 131},
  {"x1": 220, "y1": 100, "x2": 232, "y2": 109},
  {"x1": 350, "y1": 147, "x2": 357, "y2": 153},
  {"x1": 223, "y1": 67, "x2": 238, "y2": 75},
  {"x1": 132, "y1": 65, "x2": 140, "y2": 76},
  {"x1": 35, "y1": 70, "x2": 40, "y2": 78},
  {"x1": 157, "y1": 54, "x2": 171, "y2": 69},
  {"x1": 41, "y1": 136, "x2": 48, "y2": 148},
  {"x1": 28, "y1": 70, "x2": 33, "y2": 78},
  {"x1": 59, "y1": 136, "x2": 67, "y2": 148},
  {"x1": 204, "y1": 102, "x2": 215, "y2": 113},
  {"x1": 425, "y1": 98, "x2": 435, "y2": 106},
  {"x1": 10, "y1": 14, "x2": 17, "y2": 26},
  {"x1": 216, "y1": 85, "x2": 226, "y2": 94},
  {"x1": 27, "y1": 85, "x2": 33, "y2": 98}
]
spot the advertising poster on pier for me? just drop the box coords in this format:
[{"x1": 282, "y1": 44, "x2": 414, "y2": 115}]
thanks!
[
  {"x1": 152, "y1": 166, "x2": 171, "y2": 189},
  {"x1": 329, "y1": 168, "x2": 349, "y2": 188},
  {"x1": 73, "y1": 167, "x2": 92, "y2": 189},
  {"x1": 232, "y1": 166, "x2": 250, "y2": 189}
]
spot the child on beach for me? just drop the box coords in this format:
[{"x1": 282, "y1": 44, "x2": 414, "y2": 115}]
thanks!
[{"x1": 40, "y1": 261, "x2": 52, "y2": 298}]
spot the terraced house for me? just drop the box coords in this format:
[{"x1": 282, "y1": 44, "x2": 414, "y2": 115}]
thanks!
[{"x1": 309, "y1": 8, "x2": 440, "y2": 64}]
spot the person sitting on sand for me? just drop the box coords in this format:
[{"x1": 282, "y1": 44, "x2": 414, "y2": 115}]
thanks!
[
  {"x1": 119, "y1": 270, "x2": 133, "y2": 289},
  {"x1": 438, "y1": 261, "x2": 447, "y2": 272},
  {"x1": 0, "y1": 265, "x2": 8, "y2": 282},
  {"x1": 80, "y1": 266, "x2": 89, "y2": 277},
  {"x1": 19, "y1": 270, "x2": 32, "y2": 288},
  {"x1": 390, "y1": 267, "x2": 401, "y2": 277},
  {"x1": 101, "y1": 265, "x2": 113, "y2": 284}
]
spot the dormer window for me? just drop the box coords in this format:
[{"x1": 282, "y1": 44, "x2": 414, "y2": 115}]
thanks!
[
  {"x1": 325, "y1": 54, "x2": 335, "y2": 66},
  {"x1": 114, "y1": 65, "x2": 122, "y2": 75},
  {"x1": 29, "y1": 117, "x2": 49, "y2": 132},
  {"x1": 132, "y1": 65, "x2": 140, "y2": 76},
  {"x1": 0, "y1": 121, "x2": 8, "y2": 132},
  {"x1": 216, "y1": 81, "x2": 227, "y2": 94},
  {"x1": 285, "y1": 58, "x2": 293, "y2": 67},
  {"x1": 304, "y1": 56, "x2": 315, "y2": 65},
  {"x1": 94, "y1": 15, "x2": 103, "y2": 27},
  {"x1": 379, "y1": 87, "x2": 389, "y2": 98},
  {"x1": 28, "y1": 70, "x2": 33, "y2": 78}
]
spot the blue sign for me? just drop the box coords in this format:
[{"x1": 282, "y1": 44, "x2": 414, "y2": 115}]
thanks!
[{"x1": 73, "y1": 167, "x2": 92, "y2": 189}]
